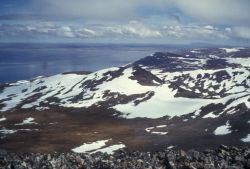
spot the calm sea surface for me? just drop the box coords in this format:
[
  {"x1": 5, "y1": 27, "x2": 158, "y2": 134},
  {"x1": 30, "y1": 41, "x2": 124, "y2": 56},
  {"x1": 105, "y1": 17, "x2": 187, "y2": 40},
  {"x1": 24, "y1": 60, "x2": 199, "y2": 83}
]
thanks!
[{"x1": 0, "y1": 43, "x2": 173, "y2": 84}]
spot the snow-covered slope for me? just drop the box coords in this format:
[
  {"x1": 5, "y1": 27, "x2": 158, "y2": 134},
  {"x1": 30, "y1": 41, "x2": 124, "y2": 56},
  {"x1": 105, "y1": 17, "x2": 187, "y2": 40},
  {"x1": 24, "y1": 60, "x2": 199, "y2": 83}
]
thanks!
[
  {"x1": 0, "y1": 48, "x2": 249, "y2": 119},
  {"x1": 0, "y1": 47, "x2": 250, "y2": 152}
]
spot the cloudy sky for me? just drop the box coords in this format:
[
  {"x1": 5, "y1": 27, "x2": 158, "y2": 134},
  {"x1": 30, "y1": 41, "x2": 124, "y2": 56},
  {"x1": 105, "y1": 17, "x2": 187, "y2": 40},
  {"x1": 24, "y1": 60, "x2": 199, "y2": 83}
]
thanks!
[{"x1": 0, "y1": 0, "x2": 250, "y2": 45}]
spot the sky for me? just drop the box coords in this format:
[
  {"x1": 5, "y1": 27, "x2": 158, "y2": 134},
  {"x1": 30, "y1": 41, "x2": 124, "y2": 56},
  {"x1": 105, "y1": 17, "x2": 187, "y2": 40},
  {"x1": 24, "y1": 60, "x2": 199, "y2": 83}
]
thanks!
[{"x1": 0, "y1": 0, "x2": 250, "y2": 45}]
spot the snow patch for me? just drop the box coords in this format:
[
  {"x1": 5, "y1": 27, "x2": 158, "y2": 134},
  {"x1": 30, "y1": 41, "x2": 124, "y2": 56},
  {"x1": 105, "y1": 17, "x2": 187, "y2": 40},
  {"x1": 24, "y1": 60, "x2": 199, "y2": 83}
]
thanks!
[
  {"x1": 214, "y1": 121, "x2": 231, "y2": 135},
  {"x1": 202, "y1": 112, "x2": 220, "y2": 118},
  {"x1": 0, "y1": 127, "x2": 38, "y2": 135},
  {"x1": 153, "y1": 80, "x2": 161, "y2": 85},
  {"x1": 15, "y1": 117, "x2": 37, "y2": 125},
  {"x1": 18, "y1": 129, "x2": 39, "y2": 131},
  {"x1": 227, "y1": 58, "x2": 250, "y2": 67},
  {"x1": 36, "y1": 107, "x2": 49, "y2": 111},
  {"x1": 72, "y1": 139, "x2": 125, "y2": 154},
  {"x1": 91, "y1": 144, "x2": 126, "y2": 154},
  {"x1": 9, "y1": 80, "x2": 29, "y2": 86},
  {"x1": 221, "y1": 48, "x2": 242, "y2": 53},
  {"x1": 113, "y1": 84, "x2": 213, "y2": 119},
  {"x1": 145, "y1": 126, "x2": 168, "y2": 135},
  {"x1": 151, "y1": 131, "x2": 168, "y2": 135},
  {"x1": 0, "y1": 117, "x2": 6, "y2": 122},
  {"x1": 190, "y1": 50, "x2": 200, "y2": 53},
  {"x1": 226, "y1": 108, "x2": 236, "y2": 115},
  {"x1": 0, "y1": 128, "x2": 17, "y2": 134},
  {"x1": 167, "y1": 145, "x2": 175, "y2": 149},
  {"x1": 145, "y1": 127, "x2": 154, "y2": 132},
  {"x1": 156, "y1": 125, "x2": 167, "y2": 128},
  {"x1": 241, "y1": 134, "x2": 250, "y2": 142},
  {"x1": 72, "y1": 139, "x2": 111, "y2": 153}
]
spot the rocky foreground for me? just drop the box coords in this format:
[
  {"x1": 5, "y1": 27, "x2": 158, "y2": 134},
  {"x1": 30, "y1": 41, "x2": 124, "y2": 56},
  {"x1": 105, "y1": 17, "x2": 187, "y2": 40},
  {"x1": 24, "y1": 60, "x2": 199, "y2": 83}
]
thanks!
[{"x1": 1, "y1": 145, "x2": 250, "y2": 169}]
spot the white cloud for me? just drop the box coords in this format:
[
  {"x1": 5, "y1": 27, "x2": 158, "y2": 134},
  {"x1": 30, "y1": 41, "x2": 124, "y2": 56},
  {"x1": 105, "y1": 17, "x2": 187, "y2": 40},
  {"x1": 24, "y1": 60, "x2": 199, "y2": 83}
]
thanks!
[
  {"x1": 58, "y1": 26, "x2": 75, "y2": 38},
  {"x1": 173, "y1": 0, "x2": 250, "y2": 24},
  {"x1": 0, "y1": 23, "x2": 98, "y2": 39},
  {"x1": 1, "y1": 21, "x2": 250, "y2": 44},
  {"x1": 204, "y1": 25, "x2": 215, "y2": 30},
  {"x1": 74, "y1": 28, "x2": 97, "y2": 38},
  {"x1": 231, "y1": 27, "x2": 250, "y2": 40},
  {"x1": 162, "y1": 24, "x2": 228, "y2": 40},
  {"x1": 225, "y1": 27, "x2": 232, "y2": 33},
  {"x1": 104, "y1": 22, "x2": 161, "y2": 38}
]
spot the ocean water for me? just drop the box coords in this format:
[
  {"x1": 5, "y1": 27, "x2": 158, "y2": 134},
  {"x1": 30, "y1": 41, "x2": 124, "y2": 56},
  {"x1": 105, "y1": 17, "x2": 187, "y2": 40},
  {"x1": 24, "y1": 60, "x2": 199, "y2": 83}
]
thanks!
[{"x1": 0, "y1": 43, "x2": 172, "y2": 84}]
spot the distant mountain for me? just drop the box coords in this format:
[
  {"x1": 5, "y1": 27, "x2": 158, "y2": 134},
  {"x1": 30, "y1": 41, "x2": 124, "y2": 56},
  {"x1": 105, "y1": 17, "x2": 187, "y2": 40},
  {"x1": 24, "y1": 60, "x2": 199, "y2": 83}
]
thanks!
[{"x1": 0, "y1": 47, "x2": 249, "y2": 153}]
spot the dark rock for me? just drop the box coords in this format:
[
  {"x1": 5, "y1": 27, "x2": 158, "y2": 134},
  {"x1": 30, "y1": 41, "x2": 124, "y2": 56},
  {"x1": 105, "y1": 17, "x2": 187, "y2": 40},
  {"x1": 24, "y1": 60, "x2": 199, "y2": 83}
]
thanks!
[{"x1": 0, "y1": 145, "x2": 250, "y2": 169}]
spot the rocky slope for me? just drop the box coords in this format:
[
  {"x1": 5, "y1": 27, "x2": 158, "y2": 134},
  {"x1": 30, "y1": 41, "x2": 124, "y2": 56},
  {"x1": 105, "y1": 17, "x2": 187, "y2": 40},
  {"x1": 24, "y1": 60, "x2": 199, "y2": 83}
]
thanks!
[
  {"x1": 0, "y1": 47, "x2": 249, "y2": 153},
  {"x1": 1, "y1": 145, "x2": 250, "y2": 169}
]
